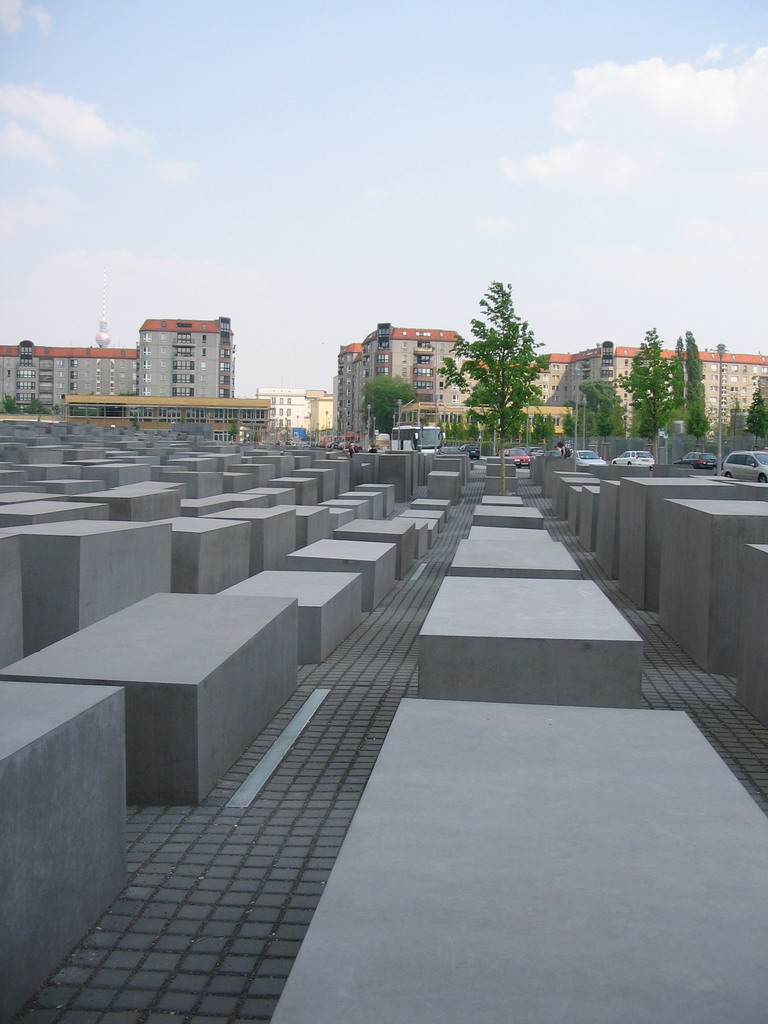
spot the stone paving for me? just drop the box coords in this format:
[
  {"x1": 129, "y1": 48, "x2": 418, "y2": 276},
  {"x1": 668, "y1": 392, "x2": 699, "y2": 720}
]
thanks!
[{"x1": 12, "y1": 464, "x2": 768, "y2": 1023}]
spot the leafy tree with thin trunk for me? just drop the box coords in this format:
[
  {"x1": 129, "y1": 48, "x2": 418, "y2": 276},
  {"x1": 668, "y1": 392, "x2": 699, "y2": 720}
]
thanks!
[
  {"x1": 683, "y1": 331, "x2": 709, "y2": 444},
  {"x1": 2, "y1": 395, "x2": 20, "y2": 414},
  {"x1": 532, "y1": 412, "x2": 556, "y2": 445},
  {"x1": 618, "y1": 329, "x2": 682, "y2": 460},
  {"x1": 361, "y1": 375, "x2": 418, "y2": 435},
  {"x1": 746, "y1": 389, "x2": 768, "y2": 447},
  {"x1": 442, "y1": 282, "x2": 547, "y2": 494}
]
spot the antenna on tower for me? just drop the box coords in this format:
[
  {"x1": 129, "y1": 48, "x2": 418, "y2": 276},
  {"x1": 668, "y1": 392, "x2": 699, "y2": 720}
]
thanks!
[{"x1": 95, "y1": 267, "x2": 112, "y2": 347}]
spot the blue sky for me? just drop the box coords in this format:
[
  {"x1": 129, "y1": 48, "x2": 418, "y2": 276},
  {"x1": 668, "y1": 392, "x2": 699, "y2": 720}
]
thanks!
[{"x1": 2, "y1": 0, "x2": 768, "y2": 394}]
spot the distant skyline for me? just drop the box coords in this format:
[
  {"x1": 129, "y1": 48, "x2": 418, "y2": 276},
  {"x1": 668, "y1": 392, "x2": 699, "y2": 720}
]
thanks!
[{"x1": 2, "y1": 0, "x2": 768, "y2": 396}]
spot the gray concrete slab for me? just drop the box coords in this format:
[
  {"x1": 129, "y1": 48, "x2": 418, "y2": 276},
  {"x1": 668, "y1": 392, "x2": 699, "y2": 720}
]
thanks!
[
  {"x1": 66, "y1": 482, "x2": 183, "y2": 521},
  {"x1": 480, "y1": 494, "x2": 524, "y2": 505},
  {"x1": 393, "y1": 506, "x2": 446, "y2": 531},
  {"x1": 292, "y1": 505, "x2": 333, "y2": 547},
  {"x1": 0, "y1": 681, "x2": 126, "y2": 1023},
  {"x1": 467, "y1": 525, "x2": 556, "y2": 543},
  {"x1": 595, "y1": 480, "x2": 621, "y2": 578},
  {"x1": 658, "y1": 499, "x2": 768, "y2": 675},
  {"x1": 169, "y1": 517, "x2": 251, "y2": 593},
  {"x1": 619, "y1": 477, "x2": 734, "y2": 611},
  {"x1": 471, "y1": 505, "x2": 545, "y2": 529},
  {"x1": 221, "y1": 571, "x2": 363, "y2": 664},
  {"x1": 286, "y1": 539, "x2": 397, "y2": 612},
  {"x1": 448, "y1": 539, "x2": 581, "y2": 578},
  {"x1": 271, "y1": 699, "x2": 768, "y2": 1024},
  {"x1": 427, "y1": 470, "x2": 461, "y2": 504},
  {"x1": 0, "y1": 532, "x2": 23, "y2": 667},
  {"x1": 81, "y1": 462, "x2": 151, "y2": 487},
  {"x1": 578, "y1": 485, "x2": 601, "y2": 551},
  {"x1": 0, "y1": 593, "x2": 298, "y2": 804},
  {"x1": 293, "y1": 467, "x2": 338, "y2": 502},
  {"x1": 419, "y1": 577, "x2": 642, "y2": 707},
  {"x1": 207, "y1": 506, "x2": 297, "y2": 572},
  {"x1": 0, "y1": 499, "x2": 109, "y2": 525},
  {"x1": 356, "y1": 483, "x2": 395, "y2": 516},
  {"x1": 321, "y1": 498, "x2": 373, "y2": 520},
  {"x1": 269, "y1": 477, "x2": 319, "y2": 505},
  {"x1": 8, "y1": 519, "x2": 172, "y2": 655},
  {"x1": 737, "y1": 544, "x2": 768, "y2": 726},
  {"x1": 408, "y1": 496, "x2": 452, "y2": 519},
  {"x1": 333, "y1": 518, "x2": 417, "y2": 579}
]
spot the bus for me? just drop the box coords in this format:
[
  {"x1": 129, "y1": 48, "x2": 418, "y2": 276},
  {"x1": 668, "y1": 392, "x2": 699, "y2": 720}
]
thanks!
[{"x1": 390, "y1": 424, "x2": 443, "y2": 453}]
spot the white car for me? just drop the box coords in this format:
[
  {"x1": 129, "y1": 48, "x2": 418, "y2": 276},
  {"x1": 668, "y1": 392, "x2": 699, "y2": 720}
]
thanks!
[
  {"x1": 612, "y1": 450, "x2": 655, "y2": 466},
  {"x1": 575, "y1": 450, "x2": 607, "y2": 468}
]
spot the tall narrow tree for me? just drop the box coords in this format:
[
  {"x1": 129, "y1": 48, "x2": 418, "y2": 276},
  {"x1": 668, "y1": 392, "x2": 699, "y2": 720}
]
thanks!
[
  {"x1": 618, "y1": 329, "x2": 681, "y2": 460},
  {"x1": 683, "y1": 331, "x2": 709, "y2": 444},
  {"x1": 442, "y1": 282, "x2": 548, "y2": 494}
]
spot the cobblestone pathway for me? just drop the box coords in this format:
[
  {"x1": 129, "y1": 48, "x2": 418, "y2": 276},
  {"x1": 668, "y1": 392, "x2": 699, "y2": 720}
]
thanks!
[{"x1": 13, "y1": 465, "x2": 768, "y2": 1024}]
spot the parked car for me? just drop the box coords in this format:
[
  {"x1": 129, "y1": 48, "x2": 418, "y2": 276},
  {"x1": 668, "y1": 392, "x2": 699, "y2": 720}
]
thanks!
[
  {"x1": 503, "y1": 447, "x2": 531, "y2": 467},
  {"x1": 574, "y1": 450, "x2": 607, "y2": 468},
  {"x1": 673, "y1": 452, "x2": 718, "y2": 471},
  {"x1": 441, "y1": 446, "x2": 462, "y2": 454},
  {"x1": 720, "y1": 450, "x2": 768, "y2": 483},
  {"x1": 527, "y1": 447, "x2": 545, "y2": 457},
  {"x1": 460, "y1": 443, "x2": 481, "y2": 460},
  {"x1": 612, "y1": 450, "x2": 655, "y2": 466}
]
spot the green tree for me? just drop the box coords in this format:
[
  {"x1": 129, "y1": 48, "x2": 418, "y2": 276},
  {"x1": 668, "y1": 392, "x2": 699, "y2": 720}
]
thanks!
[
  {"x1": 682, "y1": 331, "x2": 709, "y2": 443},
  {"x1": 361, "y1": 375, "x2": 418, "y2": 435},
  {"x1": 531, "y1": 412, "x2": 556, "y2": 446},
  {"x1": 561, "y1": 408, "x2": 575, "y2": 444},
  {"x1": 2, "y1": 395, "x2": 20, "y2": 414},
  {"x1": 746, "y1": 389, "x2": 768, "y2": 446},
  {"x1": 26, "y1": 398, "x2": 48, "y2": 416},
  {"x1": 618, "y1": 329, "x2": 682, "y2": 458},
  {"x1": 579, "y1": 380, "x2": 624, "y2": 441},
  {"x1": 442, "y1": 282, "x2": 547, "y2": 494}
]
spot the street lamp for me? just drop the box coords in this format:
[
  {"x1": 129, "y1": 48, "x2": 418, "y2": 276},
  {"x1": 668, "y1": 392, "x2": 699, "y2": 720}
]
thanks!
[
  {"x1": 717, "y1": 344, "x2": 727, "y2": 473},
  {"x1": 367, "y1": 403, "x2": 371, "y2": 447}
]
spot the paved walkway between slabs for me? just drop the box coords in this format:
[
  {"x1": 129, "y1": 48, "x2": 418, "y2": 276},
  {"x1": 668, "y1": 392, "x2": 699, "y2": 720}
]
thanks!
[{"x1": 13, "y1": 465, "x2": 768, "y2": 1024}]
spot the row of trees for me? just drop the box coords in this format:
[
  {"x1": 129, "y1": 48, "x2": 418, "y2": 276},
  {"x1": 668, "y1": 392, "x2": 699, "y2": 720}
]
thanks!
[{"x1": 358, "y1": 284, "x2": 768, "y2": 495}]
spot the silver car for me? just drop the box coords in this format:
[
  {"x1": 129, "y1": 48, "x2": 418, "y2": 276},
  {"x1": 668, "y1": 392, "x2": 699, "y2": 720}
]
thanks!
[
  {"x1": 612, "y1": 450, "x2": 655, "y2": 466},
  {"x1": 720, "y1": 450, "x2": 768, "y2": 483}
]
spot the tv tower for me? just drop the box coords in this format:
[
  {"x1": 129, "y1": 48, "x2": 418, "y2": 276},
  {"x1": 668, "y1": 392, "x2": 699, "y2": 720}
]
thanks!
[{"x1": 95, "y1": 267, "x2": 112, "y2": 347}]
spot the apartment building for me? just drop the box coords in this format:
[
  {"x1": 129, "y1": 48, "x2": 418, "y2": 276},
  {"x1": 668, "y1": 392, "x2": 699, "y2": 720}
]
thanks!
[
  {"x1": 0, "y1": 339, "x2": 137, "y2": 409},
  {"x1": 137, "y1": 317, "x2": 234, "y2": 399},
  {"x1": 335, "y1": 324, "x2": 468, "y2": 438},
  {"x1": 540, "y1": 341, "x2": 768, "y2": 424}
]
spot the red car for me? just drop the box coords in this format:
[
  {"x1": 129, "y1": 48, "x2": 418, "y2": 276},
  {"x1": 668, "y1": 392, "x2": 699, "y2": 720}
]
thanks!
[{"x1": 503, "y1": 447, "x2": 531, "y2": 467}]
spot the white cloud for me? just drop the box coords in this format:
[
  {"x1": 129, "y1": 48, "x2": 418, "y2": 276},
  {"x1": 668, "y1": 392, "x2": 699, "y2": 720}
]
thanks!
[
  {"x1": 477, "y1": 217, "x2": 518, "y2": 234},
  {"x1": 155, "y1": 159, "x2": 200, "y2": 183},
  {"x1": 0, "y1": 0, "x2": 49, "y2": 33},
  {"x1": 503, "y1": 48, "x2": 768, "y2": 192},
  {"x1": 0, "y1": 184, "x2": 74, "y2": 241},
  {"x1": 0, "y1": 84, "x2": 116, "y2": 148},
  {"x1": 501, "y1": 140, "x2": 656, "y2": 191},
  {"x1": 0, "y1": 119, "x2": 53, "y2": 163}
]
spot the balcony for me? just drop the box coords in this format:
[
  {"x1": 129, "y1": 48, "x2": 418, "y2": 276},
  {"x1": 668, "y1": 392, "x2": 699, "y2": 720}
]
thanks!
[{"x1": 414, "y1": 345, "x2": 434, "y2": 356}]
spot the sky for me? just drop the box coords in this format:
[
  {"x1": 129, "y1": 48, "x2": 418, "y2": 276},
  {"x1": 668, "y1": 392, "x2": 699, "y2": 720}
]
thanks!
[{"x1": 2, "y1": 0, "x2": 768, "y2": 396}]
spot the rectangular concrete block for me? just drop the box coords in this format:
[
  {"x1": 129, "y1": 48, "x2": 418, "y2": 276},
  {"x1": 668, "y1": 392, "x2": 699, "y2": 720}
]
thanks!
[
  {"x1": 170, "y1": 517, "x2": 251, "y2": 593},
  {"x1": 471, "y1": 505, "x2": 545, "y2": 530},
  {"x1": 271, "y1": 699, "x2": 768, "y2": 1024},
  {"x1": 619, "y1": 477, "x2": 734, "y2": 612},
  {"x1": 468, "y1": 526, "x2": 556, "y2": 544},
  {"x1": 409, "y1": 497, "x2": 452, "y2": 519},
  {"x1": 0, "y1": 594, "x2": 298, "y2": 804},
  {"x1": 69, "y1": 483, "x2": 182, "y2": 521},
  {"x1": 480, "y1": 495, "x2": 524, "y2": 506},
  {"x1": 0, "y1": 532, "x2": 23, "y2": 667},
  {"x1": 419, "y1": 577, "x2": 642, "y2": 707},
  {"x1": 578, "y1": 485, "x2": 601, "y2": 551},
  {"x1": 0, "y1": 500, "x2": 109, "y2": 526},
  {"x1": 81, "y1": 462, "x2": 151, "y2": 487},
  {"x1": 0, "y1": 681, "x2": 126, "y2": 1022},
  {"x1": 595, "y1": 480, "x2": 621, "y2": 578},
  {"x1": 269, "y1": 476, "x2": 319, "y2": 505},
  {"x1": 292, "y1": 505, "x2": 333, "y2": 547},
  {"x1": 208, "y1": 506, "x2": 297, "y2": 572},
  {"x1": 286, "y1": 539, "x2": 397, "y2": 612},
  {"x1": 427, "y1": 470, "x2": 461, "y2": 504},
  {"x1": 356, "y1": 483, "x2": 395, "y2": 516},
  {"x1": 448, "y1": 539, "x2": 581, "y2": 579},
  {"x1": 10, "y1": 520, "x2": 172, "y2": 655},
  {"x1": 221, "y1": 570, "x2": 363, "y2": 664},
  {"x1": 658, "y1": 499, "x2": 768, "y2": 675},
  {"x1": 333, "y1": 518, "x2": 417, "y2": 579},
  {"x1": 737, "y1": 544, "x2": 768, "y2": 725},
  {"x1": 294, "y1": 467, "x2": 338, "y2": 502}
]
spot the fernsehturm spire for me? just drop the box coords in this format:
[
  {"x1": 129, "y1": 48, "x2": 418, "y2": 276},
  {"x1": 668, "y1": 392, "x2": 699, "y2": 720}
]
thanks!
[{"x1": 95, "y1": 267, "x2": 111, "y2": 347}]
